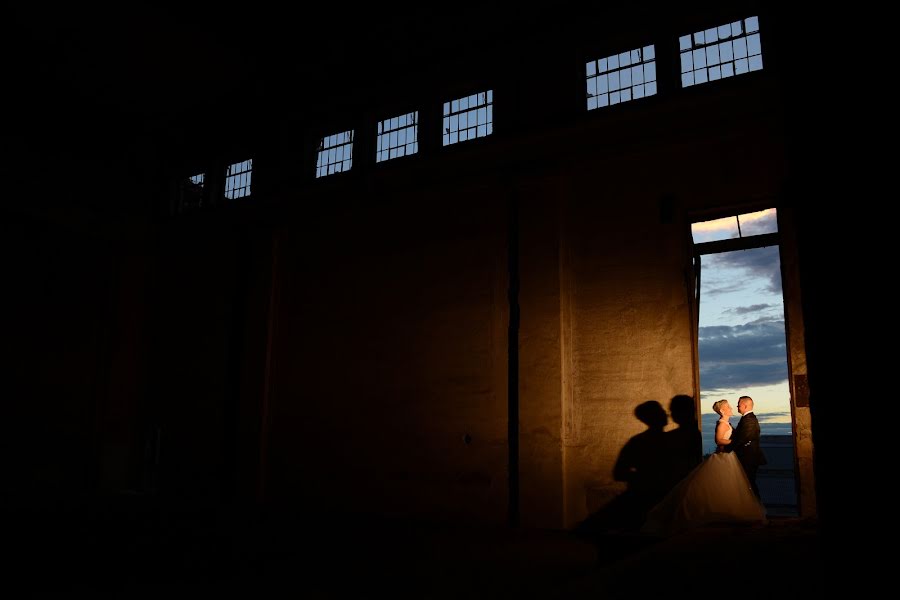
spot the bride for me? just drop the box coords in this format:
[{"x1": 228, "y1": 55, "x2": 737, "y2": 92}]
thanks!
[{"x1": 641, "y1": 399, "x2": 766, "y2": 536}]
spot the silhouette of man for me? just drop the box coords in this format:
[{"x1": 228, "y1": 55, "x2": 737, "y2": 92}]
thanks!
[
  {"x1": 665, "y1": 394, "x2": 702, "y2": 489},
  {"x1": 729, "y1": 395, "x2": 768, "y2": 498}
]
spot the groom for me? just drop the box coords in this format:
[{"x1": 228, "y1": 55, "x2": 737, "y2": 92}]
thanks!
[{"x1": 730, "y1": 395, "x2": 768, "y2": 498}]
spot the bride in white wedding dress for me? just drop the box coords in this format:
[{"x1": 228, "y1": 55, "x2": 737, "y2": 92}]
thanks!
[{"x1": 641, "y1": 399, "x2": 766, "y2": 536}]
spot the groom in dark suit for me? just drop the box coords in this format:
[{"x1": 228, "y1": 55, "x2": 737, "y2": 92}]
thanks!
[{"x1": 730, "y1": 395, "x2": 768, "y2": 498}]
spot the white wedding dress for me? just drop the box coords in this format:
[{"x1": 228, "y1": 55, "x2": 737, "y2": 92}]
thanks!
[{"x1": 641, "y1": 420, "x2": 766, "y2": 536}]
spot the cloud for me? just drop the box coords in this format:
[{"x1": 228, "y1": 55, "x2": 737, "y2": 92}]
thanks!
[
  {"x1": 726, "y1": 303, "x2": 774, "y2": 315},
  {"x1": 698, "y1": 320, "x2": 788, "y2": 390},
  {"x1": 704, "y1": 281, "x2": 747, "y2": 297},
  {"x1": 743, "y1": 315, "x2": 782, "y2": 325},
  {"x1": 705, "y1": 245, "x2": 782, "y2": 294},
  {"x1": 758, "y1": 411, "x2": 792, "y2": 424},
  {"x1": 739, "y1": 210, "x2": 778, "y2": 237}
]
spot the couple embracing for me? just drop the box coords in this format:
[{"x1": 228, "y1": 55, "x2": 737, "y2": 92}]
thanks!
[{"x1": 642, "y1": 395, "x2": 768, "y2": 536}]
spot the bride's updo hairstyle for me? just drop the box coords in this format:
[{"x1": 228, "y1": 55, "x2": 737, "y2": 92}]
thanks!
[{"x1": 712, "y1": 399, "x2": 729, "y2": 416}]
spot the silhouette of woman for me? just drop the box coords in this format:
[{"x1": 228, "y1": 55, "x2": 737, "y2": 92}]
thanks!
[
  {"x1": 641, "y1": 399, "x2": 766, "y2": 536},
  {"x1": 575, "y1": 400, "x2": 671, "y2": 536}
]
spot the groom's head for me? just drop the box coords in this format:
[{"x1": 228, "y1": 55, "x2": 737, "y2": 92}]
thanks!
[{"x1": 738, "y1": 396, "x2": 754, "y2": 415}]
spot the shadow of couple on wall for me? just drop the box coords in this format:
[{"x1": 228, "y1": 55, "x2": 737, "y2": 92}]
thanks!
[{"x1": 572, "y1": 395, "x2": 701, "y2": 559}]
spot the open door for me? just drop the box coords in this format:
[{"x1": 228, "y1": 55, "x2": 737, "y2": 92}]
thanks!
[{"x1": 690, "y1": 207, "x2": 814, "y2": 517}]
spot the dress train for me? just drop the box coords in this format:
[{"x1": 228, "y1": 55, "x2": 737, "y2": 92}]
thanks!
[{"x1": 641, "y1": 451, "x2": 766, "y2": 536}]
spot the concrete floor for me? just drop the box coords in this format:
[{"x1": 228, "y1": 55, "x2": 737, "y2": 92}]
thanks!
[{"x1": 12, "y1": 502, "x2": 826, "y2": 598}]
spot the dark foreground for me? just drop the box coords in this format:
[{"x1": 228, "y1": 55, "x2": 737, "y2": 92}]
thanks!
[{"x1": 8, "y1": 497, "x2": 825, "y2": 598}]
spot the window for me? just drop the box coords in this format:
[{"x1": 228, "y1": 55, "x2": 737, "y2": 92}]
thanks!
[
  {"x1": 680, "y1": 16, "x2": 763, "y2": 88},
  {"x1": 224, "y1": 160, "x2": 252, "y2": 199},
  {"x1": 317, "y1": 130, "x2": 354, "y2": 178},
  {"x1": 377, "y1": 111, "x2": 418, "y2": 163},
  {"x1": 691, "y1": 208, "x2": 777, "y2": 244},
  {"x1": 179, "y1": 173, "x2": 205, "y2": 210},
  {"x1": 586, "y1": 45, "x2": 657, "y2": 110},
  {"x1": 443, "y1": 90, "x2": 492, "y2": 146}
]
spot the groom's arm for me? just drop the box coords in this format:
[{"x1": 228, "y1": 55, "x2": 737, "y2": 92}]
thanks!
[{"x1": 730, "y1": 419, "x2": 749, "y2": 448}]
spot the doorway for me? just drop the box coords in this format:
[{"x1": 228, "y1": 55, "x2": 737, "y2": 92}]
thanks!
[{"x1": 691, "y1": 208, "x2": 798, "y2": 516}]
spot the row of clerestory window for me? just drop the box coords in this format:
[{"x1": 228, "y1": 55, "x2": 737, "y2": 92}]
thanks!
[{"x1": 179, "y1": 16, "x2": 762, "y2": 210}]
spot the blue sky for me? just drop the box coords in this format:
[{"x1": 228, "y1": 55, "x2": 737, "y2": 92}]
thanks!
[{"x1": 692, "y1": 209, "x2": 791, "y2": 454}]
